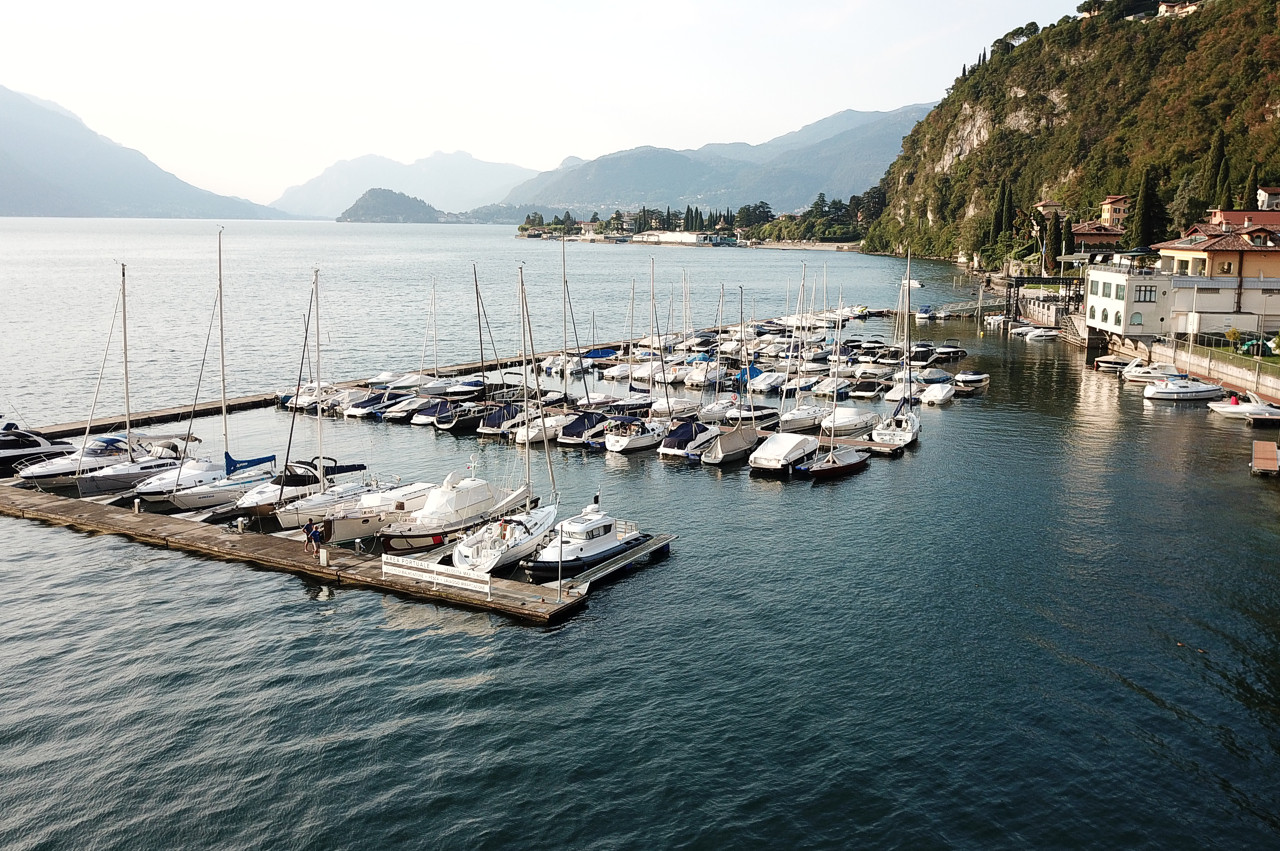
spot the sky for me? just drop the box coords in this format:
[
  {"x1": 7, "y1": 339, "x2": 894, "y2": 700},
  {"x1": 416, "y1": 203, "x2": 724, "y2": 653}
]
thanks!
[{"x1": 3, "y1": 1, "x2": 1083, "y2": 206}]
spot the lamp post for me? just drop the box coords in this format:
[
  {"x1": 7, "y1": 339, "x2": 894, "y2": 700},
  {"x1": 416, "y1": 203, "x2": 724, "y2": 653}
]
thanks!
[{"x1": 1257, "y1": 293, "x2": 1278, "y2": 356}]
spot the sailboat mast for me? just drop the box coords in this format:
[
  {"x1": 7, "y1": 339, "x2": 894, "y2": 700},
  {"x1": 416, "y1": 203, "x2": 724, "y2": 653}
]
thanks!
[
  {"x1": 313, "y1": 269, "x2": 323, "y2": 483},
  {"x1": 217, "y1": 228, "x2": 229, "y2": 463},
  {"x1": 519, "y1": 266, "x2": 532, "y2": 509},
  {"x1": 473, "y1": 264, "x2": 486, "y2": 395},
  {"x1": 120, "y1": 263, "x2": 133, "y2": 456},
  {"x1": 562, "y1": 235, "x2": 569, "y2": 397}
]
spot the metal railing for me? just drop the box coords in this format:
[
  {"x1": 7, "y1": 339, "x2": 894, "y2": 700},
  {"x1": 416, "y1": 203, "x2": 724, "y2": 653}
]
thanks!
[{"x1": 1156, "y1": 336, "x2": 1280, "y2": 383}]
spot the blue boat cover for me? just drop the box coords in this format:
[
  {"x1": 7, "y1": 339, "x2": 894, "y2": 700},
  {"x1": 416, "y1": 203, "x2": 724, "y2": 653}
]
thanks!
[
  {"x1": 226, "y1": 451, "x2": 276, "y2": 475},
  {"x1": 582, "y1": 348, "x2": 617, "y2": 359},
  {"x1": 561, "y1": 411, "x2": 608, "y2": 438}
]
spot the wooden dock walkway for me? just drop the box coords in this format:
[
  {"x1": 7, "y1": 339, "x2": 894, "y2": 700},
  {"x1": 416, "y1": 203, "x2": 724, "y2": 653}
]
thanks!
[
  {"x1": 1250, "y1": 440, "x2": 1279, "y2": 475},
  {"x1": 0, "y1": 486, "x2": 670, "y2": 624}
]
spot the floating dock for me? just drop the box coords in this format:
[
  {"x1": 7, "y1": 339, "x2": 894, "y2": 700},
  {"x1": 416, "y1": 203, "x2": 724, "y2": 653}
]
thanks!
[
  {"x1": 1250, "y1": 440, "x2": 1279, "y2": 476},
  {"x1": 0, "y1": 486, "x2": 673, "y2": 625}
]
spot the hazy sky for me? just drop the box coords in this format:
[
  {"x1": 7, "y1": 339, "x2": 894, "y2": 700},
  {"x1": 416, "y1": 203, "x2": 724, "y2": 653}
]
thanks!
[{"x1": 4, "y1": 1, "x2": 1082, "y2": 205}]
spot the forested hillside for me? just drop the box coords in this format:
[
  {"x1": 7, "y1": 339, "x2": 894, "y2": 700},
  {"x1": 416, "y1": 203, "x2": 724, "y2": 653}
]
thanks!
[{"x1": 865, "y1": 0, "x2": 1280, "y2": 262}]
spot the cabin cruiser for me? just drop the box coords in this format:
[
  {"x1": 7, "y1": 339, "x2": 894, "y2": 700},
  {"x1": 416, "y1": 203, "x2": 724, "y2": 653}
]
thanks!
[
  {"x1": 0, "y1": 424, "x2": 73, "y2": 477},
  {"x1": 1122, "y1": 361, "x2": 1187, "y2": 384},
  {"x1": 657, "y1": 420, "x2": 719, "y2": 460},
  {"x1": 601, "y1": 416, "x2": 667, "y2": 453},
  {"x1": 382, "y1": 396, "x2": 445, "y2": 424},
  {"x1": 17, "y1": 433, "x2": 147, "y2": 489},
  {"x1": 452, "y1": 503, "x2": 560, "y2": 575},
  {"x1": 522, "y1": 497, "x2": 649, "y2": 582},
  {"x1": 812, "y1": 377, "x2": 853, "y2": 399},
  {"x1": 321, "y1": 480, "x2": 439, "y2": 544},
  {"x1": 747, "y1": 371, "x2": 788, "y2": 394},
  {"x1": 377, "y1": 470, "x2": 533, "y2": 555},
  {"x1": 1025, "y1": 327, "x2": 1060, "y2": 341},
  {"x1": 556, "y1": 411, "x2": 610, "y2": 446},
  {"x1": 76, "y1": 436, "x2": 205, "y2": 497},
  {"x1": 935, "y1": 339, "x2": 967, "y2": 362},
  {"x1": 820, "y1": 407, "x2": 881, "y2": 438},
  {"x1": 700, "y1": 425, "x2": 758, "y2": 466},
  {"x1": 1142, "y1": 377, "x2": 1224, "y2": 401},
  {"x1": 724, "y1": 403, "x2": 781, "y2": 430},
  {"x1": 165, "y1": 465, "x2": 278, "y2": 512},
  {"x1": 748, "y1": 432, "x2": 820, "y2": 475}
]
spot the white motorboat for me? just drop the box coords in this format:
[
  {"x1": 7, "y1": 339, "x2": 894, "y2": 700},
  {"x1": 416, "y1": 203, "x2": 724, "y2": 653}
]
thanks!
[
  {"x1": 452, "y1": 504, "x2": 559, "y2": 574},
  {"x1": 747, "y1": 371, "x2": 788, "y2": 394},
  {"x1": 724, "y1": 403, "x2": 781, "y2": 430},
  {"x1": 76, "y1": 436, "x2": 204, "y2": 497},
  {"x1": 935, "y1": 339, "x2": 967, "y2": 361},
  {"x1": 748, "y1": 432, "x2": 819, "y2": 474},
  {"x1": 512, "y1": 413, "x2": 576, "y2": 445},
  {"x1": 871, "y1": 402, "x2": 921, "y2": 446},
  {"x1": 812, "y1": 377, "x2": 852, "y2": 399},
  {"x1": 602, "y1": 416, "x2": 667, "y2": 453},
  {"x1": 650, "y1": 396, "x2": 701, "y2": 419},
  {"x1": 779, "y1": 402, "x2": 827, "y2": 433},
  {"x1": 852, "y1": 363, "x2": 895, "y2": 381},
  {"x1": 954, "y1": 370, "x2": 991, "y2": 387},
  {"x1": 1123, "y1": 361, "x2": 1187, "y2": 383},
  {"x1": 700, "y1": 424, "x2": 757, "y2": 466},
  {"x1": 657, "y1": 420, "x2": 720, "y2": 459},
  {"x1": 1143, "y1": 378, "x2": 1224, "y2": 401},
  {"x1": 0, "y1": 424, "x2": 73, "y2": 477},
  {"x1": 321, "y1": 480, "x2": 438, "y2": 544},
  {"x1": 921, "y1": 382, "x2": 956, "y2": 406},
  {"x1": 557, "y1": 411, "x2": 611, "y2": 445},
  {"x1": 235, "y1": 459, "x2": 365, "y2": 517},
  {"x1": 275, "y1": 479, "x2": 385, "y2": 530},
  {"x1": 883, "y1": 381, "x2": 926, "y2": 403},
  {"x1": 1025, "y1": 327, "x2": 1060, "y2": 341},
  {"x1": 1091, "y1": 355, "x2": 1133, "y2": 373},
  {"x1": 377, "y1": 470, "x2": 533, "y2": 555},
  {"x1": 697, "y1": 399, "x2": 736, "y2": 424},
  {"x1": 820, "y1": 407, "x2": 881, "y2": 438},
  {"x1": 600, "y1": 362, "x2": 634, "y2": 381},
  {"x1": 1207, "y1": 391, "x2": 1280, "y2": 418},
  {"x1": 17, "y1": 433, "x2": 143, "y2": 489},
  {"x1": 522, "y1": 497, "x2": 649, "y2": 582},
  {"x1": 780, "y1": 374, "x2": 821, "y2": 396}
]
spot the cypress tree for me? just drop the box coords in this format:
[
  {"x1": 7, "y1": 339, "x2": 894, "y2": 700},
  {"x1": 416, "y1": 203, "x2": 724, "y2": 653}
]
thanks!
[
  {"x1": 1244, "y1": 164, "x2": 1260, "y2": 212},
  {"x1": 1063, "y1": 217, "x2": 1076, "y2": 255},
  {"x1": 1001, "y1": 183, "x2": 1015, "y2": 238},
  {"x1": 1125, "y1": 166, "x2": 1167, "y2": 248},
  {"x1": 1045, "y1": 213, "x2": 1062, "y2": 273},
  {"x1": 989, "y1": 182, "x2": 1005, "y2": 244},
  {"x1": 1200, "y1": 130, "x2": 1225, "y2": 197},
  {"x1": 694, "y1": 208, "x2": 705, "y2": 231},
  {"x1": 1215, "y1": 158, "x2": 1232, "y2": 210},
  {"x1": 683, "y1": 205, "x2": 693, "y2": 231}
]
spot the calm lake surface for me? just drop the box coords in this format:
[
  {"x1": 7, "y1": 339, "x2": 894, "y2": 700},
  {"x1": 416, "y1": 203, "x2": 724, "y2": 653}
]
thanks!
[{"x1": 1, "y1": 220, "x2": 1279, "y2": 849}]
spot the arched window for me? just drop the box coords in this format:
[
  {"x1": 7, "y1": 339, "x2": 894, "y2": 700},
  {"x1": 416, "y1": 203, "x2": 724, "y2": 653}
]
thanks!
[
  {"x1": 1101, "y1": 309, "x2": 1109, "y2": 323},
  {"x1": 1089, "y1": 306, "x2": 1096, "y2": 319},
  {"x1": 1130, "y1": 312, "x2": 1143, "y2": 326},
  {"x1": 1114, "y1": 311, "x2": 1122, "y2": 326}
]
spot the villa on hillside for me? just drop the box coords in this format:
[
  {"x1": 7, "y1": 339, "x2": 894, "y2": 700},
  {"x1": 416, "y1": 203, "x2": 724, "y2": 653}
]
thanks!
[
  {"x1": 1083, "y1": 220, "x2": 1280, "y2": 346},
  {"x1": 1100, "y1": 195, "x2": 1129, "y2": 228}
]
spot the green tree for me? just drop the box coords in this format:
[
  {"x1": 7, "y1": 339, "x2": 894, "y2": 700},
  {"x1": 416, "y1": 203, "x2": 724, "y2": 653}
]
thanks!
[
  {"x1": 1124, "y1": 165, "x2": 1167, "y2": 248},
  {"x1": 1063, "y1": 217, "x2": 1076, "y2": 255},
  {"x1": 1168, "y1": 174, "x2": 1205, "y2": 232},
  {"x1": 1243, "y1": 164, "x2": 1260, "y2": 212},
  {"x1": 1045, "y1": 212, "x2": 1062, "y2": 273},
  {"x1": 1215, "y1": 158, "x2": 1233, "y2": 210}
]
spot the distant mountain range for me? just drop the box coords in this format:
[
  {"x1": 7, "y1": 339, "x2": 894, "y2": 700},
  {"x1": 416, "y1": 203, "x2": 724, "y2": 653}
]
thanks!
[
  {"x1": 272, "y1": 152, "x2": 538, "y2": 218},
  {"x1": 0, "y1": 86, "x2": 287, "y2": 219},
  {"x1": 0, "y1": 85, "x2": 932, "y2": 220},
  {"x1": 499, "y1": 104, "x2": 935, "y2": 214}
]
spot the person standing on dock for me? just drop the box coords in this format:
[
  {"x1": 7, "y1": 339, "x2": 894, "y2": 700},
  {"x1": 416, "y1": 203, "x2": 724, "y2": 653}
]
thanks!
[{"x1": 303, "y1": 520, "x2": 320, "y2": 555}]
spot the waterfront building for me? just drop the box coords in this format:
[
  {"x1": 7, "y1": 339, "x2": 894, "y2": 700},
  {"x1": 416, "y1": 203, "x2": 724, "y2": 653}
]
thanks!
[{"x1": 1083, "y1": 221, "x2": 1280, "y2": 347}]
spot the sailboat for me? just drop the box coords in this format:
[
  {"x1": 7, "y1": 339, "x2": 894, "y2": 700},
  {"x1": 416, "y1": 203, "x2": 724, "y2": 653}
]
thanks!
[
  {"x1": 452, "y1": 267, "x2": 559, "y2": 574},
  {"x1": 798, "y1": 299, "x2": 872, "y2": 479},
  {"x1": 138, "y1": 230, "x2": 276, "y2": 507},
  {"x1": 236, "y1": 271, "x2": 366, "y2": 519},
  {"x1": 702, "y1": 287, "x2": 758, "y2": 466},
  {"x1": 871, "y1": 253, "x2": 923, "y2": 447}
]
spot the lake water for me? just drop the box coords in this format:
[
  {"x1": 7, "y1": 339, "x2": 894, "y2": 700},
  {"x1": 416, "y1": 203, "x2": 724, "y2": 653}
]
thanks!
[{"x1": 1, "y1": 220, "x2": 1279, "y2": 849}]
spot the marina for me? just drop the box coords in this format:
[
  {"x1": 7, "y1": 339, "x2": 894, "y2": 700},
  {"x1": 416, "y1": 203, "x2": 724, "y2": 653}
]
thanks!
[{"x1": 3, "y1": 220, "x2": 1280, "y2": 849}]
